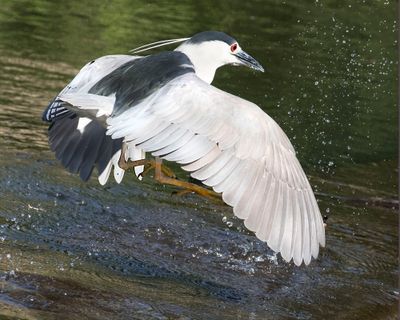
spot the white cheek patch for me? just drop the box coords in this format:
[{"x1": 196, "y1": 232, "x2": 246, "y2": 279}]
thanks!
[{"x1": 77, "y1": 117, "x2": 92, "y2": 134}]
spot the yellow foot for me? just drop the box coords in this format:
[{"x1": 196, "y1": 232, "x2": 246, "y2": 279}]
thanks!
[
  {"x1": 154, "y1": 158, "x2": 221, "y2": 201},
  {"x1": 118, "y1": 144, "x2": 220, "y2": 201},
  {"x1": 141, "y1": 159, "x2": 176, "y2": 179},
  {"x1": 119, "y1": 157, "x2": 176, "y2": 179}
]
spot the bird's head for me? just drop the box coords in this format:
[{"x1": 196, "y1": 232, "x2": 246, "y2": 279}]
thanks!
[{"x1": 175, "y1": 31, "x2": 264, "y2": 84}]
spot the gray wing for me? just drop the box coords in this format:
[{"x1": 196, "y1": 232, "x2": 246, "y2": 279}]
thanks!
[
  {"x1": 104, "y1": 73, "x2": 325, "y2": 266},
  {"x1": 43, "y1": 55, "x2": 145, "y2": 184}
]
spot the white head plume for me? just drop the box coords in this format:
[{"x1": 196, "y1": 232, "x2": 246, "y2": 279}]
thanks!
[{"x1": 129, "y1": 37, "x2": 189, "y2": 54}]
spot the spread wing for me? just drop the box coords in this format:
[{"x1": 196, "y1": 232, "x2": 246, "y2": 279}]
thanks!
[{"x1": 104, "y1": 73, "x2": 325, "y2": 266}]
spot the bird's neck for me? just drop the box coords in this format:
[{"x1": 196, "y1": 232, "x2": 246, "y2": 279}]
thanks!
[{"x1": 175, "y1": 45, "x2": 222, "y2": 84}]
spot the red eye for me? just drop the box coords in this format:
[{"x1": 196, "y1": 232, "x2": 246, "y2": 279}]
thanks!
[{"x1": 230, "y1": 43, "x2": 238, "y2": 52}]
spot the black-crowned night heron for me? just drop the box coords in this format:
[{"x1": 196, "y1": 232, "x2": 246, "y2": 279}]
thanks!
[{"x1": 43, "y1": 31, "x2": 325, "y2": 266}]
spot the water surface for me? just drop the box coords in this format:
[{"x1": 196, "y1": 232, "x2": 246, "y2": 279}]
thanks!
[{"x1": 0, "y1": 0, "x2": 397, "y2": 319}]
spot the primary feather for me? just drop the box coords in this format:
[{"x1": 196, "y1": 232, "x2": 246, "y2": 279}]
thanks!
[{"x1": 104, "y1": 73, "x2": 325, "y2": 265}]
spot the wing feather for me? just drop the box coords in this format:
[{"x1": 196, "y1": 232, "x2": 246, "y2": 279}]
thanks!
[
  {"x1": 278, "y1": 186, "x2": 292, "y2": 262},
  {"x1": 206, "y1": 158, "x2": 241, "y2": 190},
  {"x1": 153, "y1": 130, "x2": 194, "y2": 157},
  {"x1": 144, "y1": 127, "x2": 188, "y2": 152},
  {"x1": 223, "y1": 160, "x2": 259, "y2": 207},
  {"x1": 104, "y1": 73, "x2": 324, "y2": 265},
  {"x1": 233, "y1": 165, "x2": 265, "y2": 220},
  {"x1": 165, "y1": 135, "x2": 215, "y2": 164},
  {"x1": 181, "y1": 146, "x2": 221, "y2": 172},
  {"x1": 137, "y1": 125, "x2": 181, "y2": 150},
  {"x1": 191, "y1": 150, "x2": 233, "y2": 181},
  {"x1": 268, "y1": 181, "x2": 285, "y2": 252}
]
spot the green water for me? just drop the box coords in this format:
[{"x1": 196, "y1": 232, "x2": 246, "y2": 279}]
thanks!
[{"x1": 0, "y1": 0, "x2": 397, "y2": 319}]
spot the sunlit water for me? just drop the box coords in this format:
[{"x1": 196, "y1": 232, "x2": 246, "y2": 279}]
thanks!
[{"x1": 0, "y1": 1, "x2": 397, "y2": 319}]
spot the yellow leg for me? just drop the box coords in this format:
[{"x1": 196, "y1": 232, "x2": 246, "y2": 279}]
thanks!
[
  {"x1": 118, "y1": 144, "x2": 176, "y2": 178},
  {"x1": 118, "y1": 144, "x2": 220, "y2": 200},
  {"x1": 154, "y1": 157, "x2": 221, "y2": 200},
  {"x1": 141, "y1": 159, "x2": 176, "y2": 178}
]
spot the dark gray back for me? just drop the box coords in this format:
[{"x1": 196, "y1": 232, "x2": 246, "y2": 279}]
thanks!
[{"x1": 89, "y1": 51, "x2": 194, "y2": 116}]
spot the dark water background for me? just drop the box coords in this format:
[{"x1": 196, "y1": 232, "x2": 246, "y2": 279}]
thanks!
[{"x1": 0, "y1": 0, "x2": 398, "y2": 319}]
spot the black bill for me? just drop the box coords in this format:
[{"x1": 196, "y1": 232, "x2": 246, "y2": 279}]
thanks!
[{"x1": 234, "y1": 50, "x2": 264, "y2": 72}]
